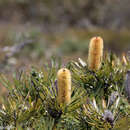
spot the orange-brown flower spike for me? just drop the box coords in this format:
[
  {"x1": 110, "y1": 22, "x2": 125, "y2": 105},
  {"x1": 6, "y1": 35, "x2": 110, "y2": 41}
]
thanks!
[
  {"x1": 57, "y1": 68, "x2": 71, "y2": 105},
  {"x1": 88, "y1": 36, "x2": 103, "y2": 70}
]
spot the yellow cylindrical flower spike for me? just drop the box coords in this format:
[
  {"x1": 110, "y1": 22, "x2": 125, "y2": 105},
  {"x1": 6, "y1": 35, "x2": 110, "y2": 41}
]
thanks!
[
  {"x1": 88, "y1": 36, "x2": 104, "y2": 70},
  {"x1": 57, "y1": 68, "x2": 71, "y2": 105}
]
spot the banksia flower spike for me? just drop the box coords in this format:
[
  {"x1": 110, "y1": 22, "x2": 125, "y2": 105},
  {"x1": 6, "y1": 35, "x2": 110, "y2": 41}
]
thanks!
[
  {"x1": 57, "y1": 68, "x2": 71, "y2": 105},
  {"x1": 88, "y1": 36, "x2": 103, "y2": 70}
]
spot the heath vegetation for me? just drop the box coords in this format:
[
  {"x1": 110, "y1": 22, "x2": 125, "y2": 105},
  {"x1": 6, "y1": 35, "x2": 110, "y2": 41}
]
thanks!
[{"x1": 0, "y1": 37, "x2": 129, "y2": 129}]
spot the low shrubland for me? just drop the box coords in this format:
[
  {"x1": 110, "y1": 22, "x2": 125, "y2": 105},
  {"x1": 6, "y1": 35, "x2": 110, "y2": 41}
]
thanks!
[{"x1": 0, "y1": 37, "x2": 129, "y2": 129}]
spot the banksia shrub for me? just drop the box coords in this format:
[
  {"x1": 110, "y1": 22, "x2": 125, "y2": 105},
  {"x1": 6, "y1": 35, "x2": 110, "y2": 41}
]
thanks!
[
  {"x1": 88, "y1": 36, "x2": 103, "y2": 70},
  {"x1": 0, "y1": 38, "x2": 129, "y2": 129},
  {"x1": 57, "y1": 68, "x2": 71, "y2": 105},
  {"x1": 67, "y1": 52, "x2": 130, "y2": 129}
]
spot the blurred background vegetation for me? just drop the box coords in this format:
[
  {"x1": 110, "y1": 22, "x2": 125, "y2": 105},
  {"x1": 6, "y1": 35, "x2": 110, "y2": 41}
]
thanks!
[{"x1": 0, "y1": 0, "x2": 130, "y2": 75}]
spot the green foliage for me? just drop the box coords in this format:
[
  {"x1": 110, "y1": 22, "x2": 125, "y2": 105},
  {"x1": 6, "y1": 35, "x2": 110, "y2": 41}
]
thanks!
[
  {"x1": 66, "y1": 53, "x2": 130, "y2": 129},
  {"x1": 67, "y1": 53, "x2": 126, "y2": 99},
  {"x1": 0, "y1": 55, "x2": 129, "y2": 129},
  {"x1": 58, "y1": 39, "x2": 89, "y2": 55}
]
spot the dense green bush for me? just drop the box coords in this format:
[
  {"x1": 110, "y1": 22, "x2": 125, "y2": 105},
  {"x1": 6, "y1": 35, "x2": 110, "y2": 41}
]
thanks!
[{"x1": 0, "y1": 53, "x2": 129, "y2": 129}]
